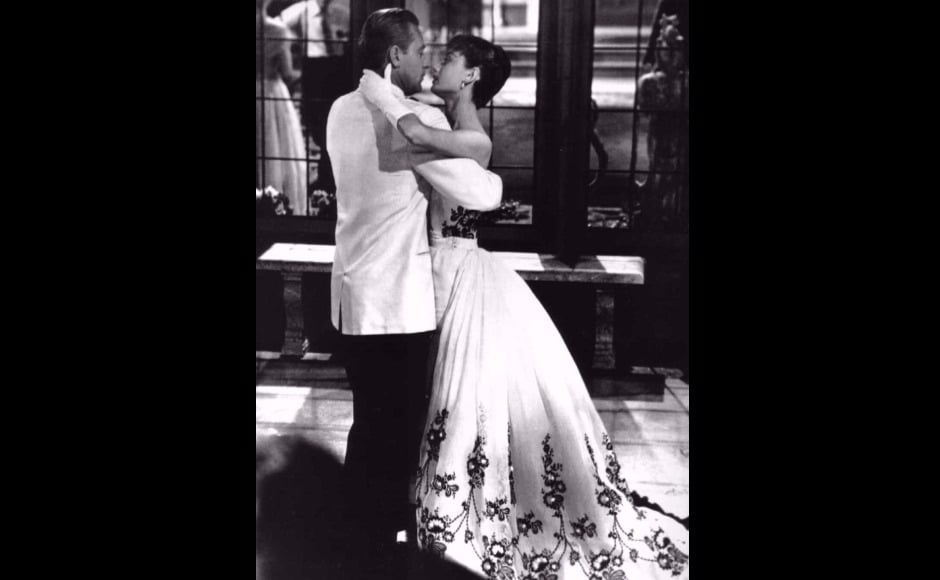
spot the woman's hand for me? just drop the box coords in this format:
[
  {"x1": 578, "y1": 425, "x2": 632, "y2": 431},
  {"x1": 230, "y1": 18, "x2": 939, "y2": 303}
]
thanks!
[
  {"x1": 358, "y1": 64, "x2": 413, "y2": 125},
  {"x1": 358, "y1": 66, "x2": 394, "y2": 105}
]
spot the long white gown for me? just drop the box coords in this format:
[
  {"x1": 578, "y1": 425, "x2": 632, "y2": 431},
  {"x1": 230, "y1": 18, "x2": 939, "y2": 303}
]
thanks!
[
  {"x1": 256, "y1": 19, "x2": 307, "y2": 215},
  {"x1": 415, "y1": 192, "x2": 690, "y2": 579}
]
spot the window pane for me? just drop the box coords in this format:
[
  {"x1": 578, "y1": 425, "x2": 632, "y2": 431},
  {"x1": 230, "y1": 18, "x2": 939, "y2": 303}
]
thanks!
[
  {"x1": 408, "y1": 1, "x2": 538, "y2": 107},
  {"x1": 589, "y1": 0, "x2": 688, "y2": 233},
  {"x1": 487, "y1": 108, "x2": 535, "y2": 168},
  {"x1": 594, "y1": 0, "x2": 657, "y2": 45},
  {"x1": 493, "y1": 44, "x2": 536, "y2": 107},
  {"x1": 406, "y1": 1, "x2": 539, "y2": 44},
  {"x1": 256, "y1": 93, "x2": 307, "y2": 161},
  {"x1": 411, "y1": 0, "x2": 484, "y2": 41},
  {"x1": 485, "y1": 1, "x2": 540, "y2": 44},
  {"x1": 592, "y1": 48, "x2": 640, "y2": 109},
  {"x1": 589, "y1": 111, "x2": 647, "y2": 172},
  {"x1": 274, "y1": 0, "x2": 351, "y2": 45}
]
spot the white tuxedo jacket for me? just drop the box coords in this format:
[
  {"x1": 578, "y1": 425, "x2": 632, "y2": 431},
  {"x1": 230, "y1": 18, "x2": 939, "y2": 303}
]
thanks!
[{"x1": 326, "y1": 81, "x2": 503, "y2": 335}]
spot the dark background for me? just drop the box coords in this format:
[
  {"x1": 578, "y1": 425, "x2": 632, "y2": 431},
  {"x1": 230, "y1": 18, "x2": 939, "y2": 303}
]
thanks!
[{"x1": 25, "y1": 1, "x2": 872, "y2": 578}]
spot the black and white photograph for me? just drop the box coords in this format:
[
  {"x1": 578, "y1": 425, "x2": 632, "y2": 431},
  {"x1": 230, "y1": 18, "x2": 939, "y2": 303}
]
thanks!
[{"x1": 255, "y1": 1, "x2": 690, "y2": 578}]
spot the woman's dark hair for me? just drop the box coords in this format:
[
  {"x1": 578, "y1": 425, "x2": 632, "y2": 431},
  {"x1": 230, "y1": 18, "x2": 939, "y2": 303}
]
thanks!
[
  {"x1": 357, "y1": 8, "x2": 421, "y2": 73},
  {"x1": 446, "y1": 35, "x2": 511, "y2": 109}
]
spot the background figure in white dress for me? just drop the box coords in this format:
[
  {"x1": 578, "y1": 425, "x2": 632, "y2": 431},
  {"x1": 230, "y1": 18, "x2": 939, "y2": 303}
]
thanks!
[
  {"x1": 361, "y1": 34, "x2": 689, "y2": 579},
  {"x1": 257, "y1": 0, "x2": 307, "y2": 215},
  {"x1": 280, "y1": 0, "x2": 352, "y2": 197}
]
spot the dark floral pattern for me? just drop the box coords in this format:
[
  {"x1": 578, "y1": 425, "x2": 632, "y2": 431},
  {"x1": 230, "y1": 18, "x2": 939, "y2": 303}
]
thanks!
[
  {"x1": 584, "y1": 436, "x2": 624, "y2": 516},
  {"x1": 413, "y1": 421, "x2": 689, "y2": 579},
  {"x1": 508, "y1": 424, "x2": 517, "y2": 505},
  {"x1": 417, "y1": 506, "x2": 451, "y2": 557},
  {"x1": 571, "y1": 515, "x2": 598, "y2": 539},
  {"x1": 540, "y1": 435, "x2": 566, "y2": 514},
  {"x1": 596, "y1": 487, "x2": 621, "y2": 514},
  {"x1": 602, "y1": 433, "x2": 630, "y2": 497},
  {"x1": 440, "y1": 200, "x2": 530, "y2": 237},
  {"x1": 468, "y1": 435, "x2": 490, "y2": 488},
  {"x1": 590, "y1": 551, "x2": 612, "y2": 573},
  {"x1": 426, "y1": 409, "x2": 449, "y2": 461},
  {"x1": 635, "y1": 528, "x2": 689, "y2": 577},
  {"x1": 432, "y1": 473, "x2": 460, "y2": 497},
  {"x1": 662, "y1": 544, "x2": 689, "y2": 576},
  {"x1": 517, "y1": 511, "x2": 543, "y2": 537},
  {"x1": 522, "y1": 548, "x2": 558, "y2": 580},
  {"x1": 485, "y1": 497, "x2": 511, "y2": 522},
  {"x1": 441, "y1": 205, "x2": 482, "y2": 239},
  {"x1": 480, "y1": 535, "x2": 516, "y2": 578},
  {"x1": 585, "y1": 549, "x2": 629, "y2": 580}
]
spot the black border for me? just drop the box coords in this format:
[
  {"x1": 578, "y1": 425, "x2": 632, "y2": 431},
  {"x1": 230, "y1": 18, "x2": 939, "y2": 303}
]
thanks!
[{"x1": 42, "y1": 0, "x2": 868, "y2": 576}]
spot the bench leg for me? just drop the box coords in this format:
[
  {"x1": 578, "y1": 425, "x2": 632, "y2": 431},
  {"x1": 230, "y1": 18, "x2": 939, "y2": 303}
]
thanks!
[
  {"x1": 281, "y1": 272, "x2": 305, "y2": 357},
  {"x1": 593, "y1": 288, "x2": 616, "y2": 370}
]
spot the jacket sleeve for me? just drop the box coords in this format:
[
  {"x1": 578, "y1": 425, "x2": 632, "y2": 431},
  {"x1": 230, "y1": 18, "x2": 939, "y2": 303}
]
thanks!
[{"x1": 408, "y1": 106, "x2": 503, "y2": 211}]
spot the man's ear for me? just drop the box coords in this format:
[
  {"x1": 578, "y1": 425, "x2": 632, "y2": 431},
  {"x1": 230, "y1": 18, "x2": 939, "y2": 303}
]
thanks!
[{"x1": 388, "y1": 44, "x2": 402, "y2": 68}]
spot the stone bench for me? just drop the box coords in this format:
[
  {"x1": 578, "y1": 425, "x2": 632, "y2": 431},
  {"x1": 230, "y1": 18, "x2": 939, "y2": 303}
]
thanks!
[{"x1": 256, "y1": 243, "x2": 649, "y2": 388}]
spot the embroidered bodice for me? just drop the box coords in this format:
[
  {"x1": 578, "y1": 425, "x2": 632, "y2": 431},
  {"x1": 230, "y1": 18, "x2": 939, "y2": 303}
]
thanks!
[{"x1": 429, "y1": 191, "x2": 482, "y2": 245}]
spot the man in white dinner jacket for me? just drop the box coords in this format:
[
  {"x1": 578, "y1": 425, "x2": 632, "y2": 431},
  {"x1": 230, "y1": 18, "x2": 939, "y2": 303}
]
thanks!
[{"x1": 325, "y1": 7, "x2": 502, "y2": 573}]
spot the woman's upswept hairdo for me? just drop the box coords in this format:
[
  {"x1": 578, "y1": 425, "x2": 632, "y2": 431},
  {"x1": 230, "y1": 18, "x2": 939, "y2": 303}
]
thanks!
[
  {"x1": 357, "y1": 8, "x2": 420, "y2": 74},
  {"x1": 446, "y1": 35, "x2": 511, "y2": 109}
]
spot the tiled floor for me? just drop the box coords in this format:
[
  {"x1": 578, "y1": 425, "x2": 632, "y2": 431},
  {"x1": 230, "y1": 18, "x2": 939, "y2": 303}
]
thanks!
[{"x1": 256, "y1": 361, "x2": 689, "y2": 519}]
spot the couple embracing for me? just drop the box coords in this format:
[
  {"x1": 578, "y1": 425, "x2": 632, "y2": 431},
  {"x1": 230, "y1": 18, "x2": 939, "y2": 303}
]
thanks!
[{"x1": 328, "y1": 8, "x2": 688, "y2": 579}]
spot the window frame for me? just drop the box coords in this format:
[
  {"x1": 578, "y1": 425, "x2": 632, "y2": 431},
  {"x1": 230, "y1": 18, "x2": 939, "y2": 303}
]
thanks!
[{"x1": 256, "y1": 0, "x2": 689, "y2": 259}]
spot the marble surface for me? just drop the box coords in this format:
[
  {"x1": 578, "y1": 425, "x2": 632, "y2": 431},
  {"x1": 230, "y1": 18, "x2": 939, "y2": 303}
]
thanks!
[{"x1": 256, "y1": 371, "x2": 689, "y2": 518}]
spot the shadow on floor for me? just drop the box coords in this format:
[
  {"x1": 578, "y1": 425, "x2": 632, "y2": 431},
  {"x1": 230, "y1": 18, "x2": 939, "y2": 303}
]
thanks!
[{"x1": 256, "y1": 435, "x2": 481, "y2": 580}]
